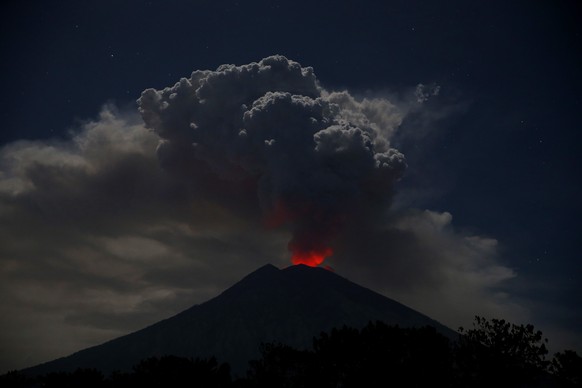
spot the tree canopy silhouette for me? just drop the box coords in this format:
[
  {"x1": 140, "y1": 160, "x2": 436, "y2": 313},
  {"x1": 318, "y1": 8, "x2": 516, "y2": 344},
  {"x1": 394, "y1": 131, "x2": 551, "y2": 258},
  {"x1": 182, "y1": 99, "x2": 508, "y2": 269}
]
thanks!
[
  {"x1": 550, "y1": 350, "x2": 582, "y2": 387},
  {"x1": 2, "y1": 316, "x2": 580, "y2": 387},
  {"x1": 456, "y1": 316, "x2": 550, "y2": 386}
]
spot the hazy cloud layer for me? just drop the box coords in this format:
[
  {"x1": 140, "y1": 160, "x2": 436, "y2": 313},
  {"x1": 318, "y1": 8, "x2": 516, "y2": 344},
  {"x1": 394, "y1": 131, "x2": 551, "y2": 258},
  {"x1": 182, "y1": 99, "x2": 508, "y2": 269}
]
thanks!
[
  {"x1": 334, "y1": 209, "x2": 524, "y2": 327},
  {"x1": 0, "y1": 56, "x2": 522, "y2": 372}
]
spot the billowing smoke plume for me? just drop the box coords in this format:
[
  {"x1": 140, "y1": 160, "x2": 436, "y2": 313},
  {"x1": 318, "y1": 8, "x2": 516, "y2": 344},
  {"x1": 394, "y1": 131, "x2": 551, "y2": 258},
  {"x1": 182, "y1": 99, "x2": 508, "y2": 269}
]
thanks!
[{"x1": 138, "y1": 56, "x2": 406, "y2": 266}]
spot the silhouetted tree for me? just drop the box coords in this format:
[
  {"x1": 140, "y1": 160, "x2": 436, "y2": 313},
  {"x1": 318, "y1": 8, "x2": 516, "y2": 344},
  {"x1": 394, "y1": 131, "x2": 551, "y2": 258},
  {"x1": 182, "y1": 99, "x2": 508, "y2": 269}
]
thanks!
[
  {"x1": 36, "y1": 368, "x2": 105, "y2": 388},
  {"x1": 313, "y1": 322, "x2": 453, "y2": 387},
  {"x1": 131, "y1": 355, "x2": 231, "y2": 387},
  {"x1": 550, "y1": 350, "x2": 582, "y2": 387},
  {"x1": 244, "y1": 321, "x2": 454, "y2": 388},
  {"x1": 107, "y1": 369, "x2": 134, "y2": 388},
  {"x1": 3, "y1": 317, "x2": 576, "y2": 388},
  {"x1": 245, "y1": 343, "x2": 317, "y2": 388},
  {"x1": 456, "y1": 316, "x2": 549, "y2": 387},
  {"x1": 0, "y1": 370, "x2": 31, "y2": 388}
]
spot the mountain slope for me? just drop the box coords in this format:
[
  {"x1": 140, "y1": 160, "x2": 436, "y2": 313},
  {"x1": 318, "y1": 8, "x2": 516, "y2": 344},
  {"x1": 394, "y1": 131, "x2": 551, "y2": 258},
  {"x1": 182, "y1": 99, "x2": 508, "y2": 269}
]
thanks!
[{"x1": 24, "y1": 264, "x2": 457, "y2": 375}]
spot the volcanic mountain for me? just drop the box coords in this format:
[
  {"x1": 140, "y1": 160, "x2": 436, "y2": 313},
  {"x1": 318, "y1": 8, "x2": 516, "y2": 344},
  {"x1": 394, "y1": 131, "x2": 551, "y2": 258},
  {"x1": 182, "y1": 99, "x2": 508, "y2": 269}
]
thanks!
[{"x1": 24, "y1": 264, "x2": 457, "y2": 376}]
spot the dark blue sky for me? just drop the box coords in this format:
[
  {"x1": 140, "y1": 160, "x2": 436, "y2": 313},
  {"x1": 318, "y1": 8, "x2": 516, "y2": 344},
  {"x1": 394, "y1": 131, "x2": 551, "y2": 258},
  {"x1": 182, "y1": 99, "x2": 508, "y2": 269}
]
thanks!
[{"x1": 0, "y1": 0, "x2": 580, "y2": 371}]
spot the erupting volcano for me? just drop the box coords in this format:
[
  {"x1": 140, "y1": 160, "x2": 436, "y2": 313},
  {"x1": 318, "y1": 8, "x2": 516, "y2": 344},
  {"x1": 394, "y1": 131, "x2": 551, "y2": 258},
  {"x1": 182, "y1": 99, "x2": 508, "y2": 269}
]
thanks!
[{"x1": 137, "y1": 56, "x2": 406, "y2": 272}]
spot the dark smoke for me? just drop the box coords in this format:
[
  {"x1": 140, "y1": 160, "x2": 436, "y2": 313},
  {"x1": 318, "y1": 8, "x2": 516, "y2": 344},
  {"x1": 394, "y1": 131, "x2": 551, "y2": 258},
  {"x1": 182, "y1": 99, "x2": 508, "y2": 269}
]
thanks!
[{"x1": 138, "y1": 56, "x2": 406, "y2": 265}]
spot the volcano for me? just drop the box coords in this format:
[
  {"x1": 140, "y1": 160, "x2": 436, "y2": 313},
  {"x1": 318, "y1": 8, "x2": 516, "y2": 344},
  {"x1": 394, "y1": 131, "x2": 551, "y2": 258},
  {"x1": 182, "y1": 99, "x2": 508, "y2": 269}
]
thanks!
[{"x1": 24, "y1": 264, "x2": 457, "y2": 376}]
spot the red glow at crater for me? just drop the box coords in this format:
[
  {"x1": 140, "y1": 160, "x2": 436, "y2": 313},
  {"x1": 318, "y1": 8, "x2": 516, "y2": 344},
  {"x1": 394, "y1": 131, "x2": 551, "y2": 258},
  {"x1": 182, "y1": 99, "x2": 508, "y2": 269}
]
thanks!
[{"x1": 291, "y1": 246, "x2": 334, "y2": 267}]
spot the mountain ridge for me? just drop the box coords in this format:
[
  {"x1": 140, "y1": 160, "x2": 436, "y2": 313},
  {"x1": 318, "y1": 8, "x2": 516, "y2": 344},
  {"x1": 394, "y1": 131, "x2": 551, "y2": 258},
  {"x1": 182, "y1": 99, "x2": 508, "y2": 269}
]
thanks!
[{"x1": 24, "y1": 263, "x2": 457, "y2": 376}]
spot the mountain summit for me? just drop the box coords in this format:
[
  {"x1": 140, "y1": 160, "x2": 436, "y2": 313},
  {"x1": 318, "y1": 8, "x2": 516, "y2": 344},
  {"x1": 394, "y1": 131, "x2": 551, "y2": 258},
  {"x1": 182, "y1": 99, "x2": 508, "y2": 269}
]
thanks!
[{"x1": 25, "y1": 264, "x2": 457, "y2": 375}]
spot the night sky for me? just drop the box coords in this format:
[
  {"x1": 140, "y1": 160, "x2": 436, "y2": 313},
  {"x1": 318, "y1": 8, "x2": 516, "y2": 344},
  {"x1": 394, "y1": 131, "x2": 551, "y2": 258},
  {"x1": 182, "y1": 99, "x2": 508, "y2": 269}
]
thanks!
[{"x1": 1, "y1": 0, "x2": 580, "y2": 373}]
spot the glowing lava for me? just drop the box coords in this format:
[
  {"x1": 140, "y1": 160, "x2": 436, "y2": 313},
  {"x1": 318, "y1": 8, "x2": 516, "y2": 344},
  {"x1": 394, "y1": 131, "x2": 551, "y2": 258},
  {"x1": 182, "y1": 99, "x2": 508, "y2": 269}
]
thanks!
[{"x1": 290, "y1": 247, "x2": 334, "y2": 267}]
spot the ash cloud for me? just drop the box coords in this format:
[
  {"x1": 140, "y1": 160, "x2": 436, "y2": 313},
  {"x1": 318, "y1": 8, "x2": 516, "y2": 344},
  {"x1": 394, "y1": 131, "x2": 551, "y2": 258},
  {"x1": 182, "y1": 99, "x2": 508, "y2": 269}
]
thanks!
[
  {"x1": 137, "y1": 55, "x2": 406, "y2": 261},
  {"x1": 0, "y1": 56, "x2": 524, "y2": 372}
]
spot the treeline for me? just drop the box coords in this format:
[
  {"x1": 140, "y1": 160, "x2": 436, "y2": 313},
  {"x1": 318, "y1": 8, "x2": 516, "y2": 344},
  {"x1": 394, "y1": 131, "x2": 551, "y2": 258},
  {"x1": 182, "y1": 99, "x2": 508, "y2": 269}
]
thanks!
[{"x1": 2, "y1": 317, "x2": 581, "y2": 387}]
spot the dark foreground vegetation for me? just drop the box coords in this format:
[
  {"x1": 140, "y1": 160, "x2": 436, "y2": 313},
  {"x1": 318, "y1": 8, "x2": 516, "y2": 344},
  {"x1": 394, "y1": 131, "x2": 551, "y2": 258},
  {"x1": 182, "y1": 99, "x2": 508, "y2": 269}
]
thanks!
[{"x1": 2, "y1": 317, "x2": 581, "y2": 387}]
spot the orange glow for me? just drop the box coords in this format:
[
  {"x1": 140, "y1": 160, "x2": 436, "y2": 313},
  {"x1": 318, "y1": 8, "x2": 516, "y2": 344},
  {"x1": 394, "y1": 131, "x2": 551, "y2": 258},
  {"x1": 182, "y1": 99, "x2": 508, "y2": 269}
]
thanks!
[{"x1": 291, "y1": 247, "x2": 333, "y2": 267}]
